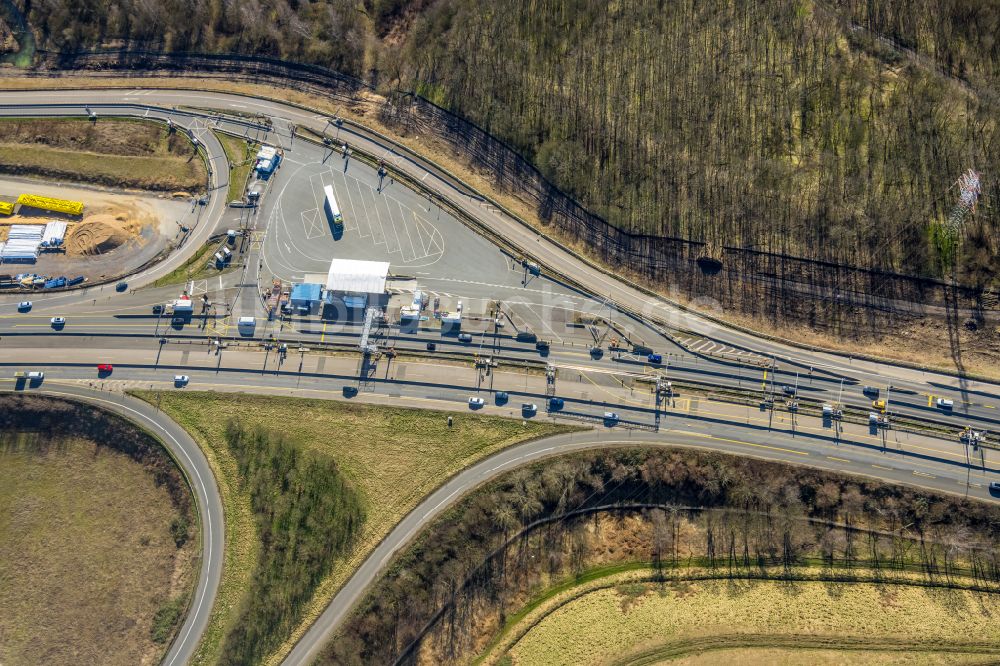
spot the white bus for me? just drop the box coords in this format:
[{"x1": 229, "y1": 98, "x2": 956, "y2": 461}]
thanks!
[{"x1": 323, "y1": 185, "x2": 344, "y2": 228}]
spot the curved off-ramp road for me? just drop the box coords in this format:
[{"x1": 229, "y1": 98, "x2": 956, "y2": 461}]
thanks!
[{"x1": 8, "y1": 385, "x2": 225, "y2": 666}]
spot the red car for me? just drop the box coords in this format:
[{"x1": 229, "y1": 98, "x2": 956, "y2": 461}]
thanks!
[{"x1": 97, "y1": 364, "x2": 113, "y2": 374}]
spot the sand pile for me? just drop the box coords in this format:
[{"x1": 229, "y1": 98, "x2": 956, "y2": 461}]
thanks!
[{"x1": 66, "y1": 214, "x2": 134, "y2": 255}]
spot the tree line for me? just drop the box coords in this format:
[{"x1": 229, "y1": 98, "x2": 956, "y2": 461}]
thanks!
[
  {"x1": 219, "y1": 420, "x2": 364, "y2": 666},
  {"x1": 320, "y1": 446, "x2": 1000, "y2": 664}
]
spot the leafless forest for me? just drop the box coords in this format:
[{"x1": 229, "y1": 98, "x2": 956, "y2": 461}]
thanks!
[{"x1": 321, "y1": 447, "x2": 1000, "y2": 664}]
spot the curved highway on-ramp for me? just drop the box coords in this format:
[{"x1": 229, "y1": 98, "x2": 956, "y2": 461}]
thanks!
[
  {"x1": 5, "y1": 384, "x2": 225, "y2": 666},
  {"x1": 0, "y1": 85, "x2": 997, "y2": 666}
]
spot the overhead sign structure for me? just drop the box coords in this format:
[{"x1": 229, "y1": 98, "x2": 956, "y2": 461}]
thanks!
[{"x1": 16, "y1": 194, "x2": 84, "y2": 216}]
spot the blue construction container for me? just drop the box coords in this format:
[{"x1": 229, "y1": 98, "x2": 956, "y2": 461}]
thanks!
[{"x1": 290, "y1": 282, "x2": 322, "y2": 314}]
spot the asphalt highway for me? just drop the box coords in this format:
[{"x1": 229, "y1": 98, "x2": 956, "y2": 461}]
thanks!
[{"x1": 0, "y1": 88, "x2": 998, "y2": 666}]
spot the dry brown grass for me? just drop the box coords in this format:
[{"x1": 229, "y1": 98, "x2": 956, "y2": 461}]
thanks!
[
  {"x1": 132, "y1": 390, "x2": 574, "y2": 665},
  {"x1": 498, "y1": 571, "x2": 1000, "y2": 666},
  {"x1": 0, "y1": 117, "x2": 205, "y2": 191},
  {"x1": 0, "y1": 437, "x2": 195, "y2": 666}
]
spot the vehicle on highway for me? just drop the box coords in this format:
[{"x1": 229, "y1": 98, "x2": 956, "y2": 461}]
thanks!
[
  {"x1": 872, "y1": 399, "x2": 886, "y2": 411},
  {"x1": 990, "y1": 481, "x2": 1000, "y2": 494},
  {"x1": 50, "y1": 316, "x2": 66, "y2": 327},
  {"x1": 590, "y1": 346, "x2": 603, "y2": 358},
  {"x1": 782, "y1": 385, "x2": 796, "y2": 396},
  {"x1": 495, "y1": 391, "x2": 509, "y2": 404},
  {"x1": 152, "y1": 304, "x2": 164, "y2": 315},
  {"x1": 647, "y1": 353, "x2": 663, "y2": 364},
  {"x1": 522, "y1": 403, "x2": 537, "y2": 415},
  {"x1": 468, "y1": 396, "x2": 485, "y2": 408},
  {"x1": 536, "y1": 340, "x2": 550, "y2": 351},
  {"x1": 343, "y1": 386, "x2": 358, "y2": 397},
  {"x1": 27, "y1": 371, "x2": 43, "y2": 380},
  {"x1": 13, "y1": 371, "x2": 24, "y2": 378},
  {"x1": 237, "y1": 316, "x2": 256, "y2": 335},
  {"x1": 863, "y1": 386, "x2": 879, "y2": 397},
  {"x1": 97, "y1": 364, "x2": 113, "y2": 374},
  {"x1": 869, "y1": 412, "x2": 889, "y2": 427},
  {"x1": 604, "y1": 411, "x2": 620, "y2": 423},
  {"x1": 426, "y1": 342, "x2": 437, "y2": 351},
  {"x1": 549, "y1": 397, "x2": 564, "y2": 410},
  {"x1": 174, "y1": 375, "x2": 190, "y2": 386},
  {"x1": 457, "y1": 333, "x2": 473, "y2": 343},
  {"x1": 116, "y1": 282, "x2": 128, "y2": 292},
  {"x1": 172, "y1": 317, "x2": 186, "y2": 326},
  {"x1": 936, "y1": 398, "x2": 954, "y2": 410},
  {"x1": 17, "y1": 301, "x2": 31, "y2": 311}
]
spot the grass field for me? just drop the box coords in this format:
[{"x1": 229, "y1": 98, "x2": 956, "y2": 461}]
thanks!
[
  {"x1": 132, "y1": 390, "x2": 574, "y2": 665},
  {"x1": 151, "y1": 238, "x2": 235, "y2": 288},
  {"x1": 213, "y1": 131, "x2": 259, "y2": 203},
  {"x1": 0, "y1": 117, "x2": 206, "y2": 191},
  {"x1": 0, "y1": 437, "x2": 195, "y2": 665},
  {"x1": 500, "y1": 571, "x2": 1000, "y2": 666}
]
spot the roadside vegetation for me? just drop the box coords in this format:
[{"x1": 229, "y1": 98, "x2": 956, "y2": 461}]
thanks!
[
  {"x1": 322, "y1": 446, "x2": 1000, "y2": 664},
  {"x1": 0, "y1": 117, "x2": 206, "y2": 191},
  {"x1": 218, "y1": 421, "x2": 363, "y2": 666},
  {"x1": 0, "y1": 394, "x2": 196, "y2": 666},
  {"x1": 502, "y1": 573, "x2": 1000, "y2": 665},
  {"x1": 213, "y1": 131, "x2": 259, "y2": 203},
  {"x1": 131, "y1": 390, "x2": 572, "y2": 665},
  {"x1": 151, "y1": 237, "x2": 234, "y2": 288}
]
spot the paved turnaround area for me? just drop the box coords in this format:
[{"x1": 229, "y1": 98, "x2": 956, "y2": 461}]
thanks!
[{"x1": 0, "y1": 87, "x2": 998, "y2": 666}]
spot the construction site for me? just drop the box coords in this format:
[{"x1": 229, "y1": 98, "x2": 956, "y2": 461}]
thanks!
[{"x1": 0, "y1": 179, "x2": 195, "y2": 286}]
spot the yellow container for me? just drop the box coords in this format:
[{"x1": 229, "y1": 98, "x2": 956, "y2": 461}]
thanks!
[{"x1": 16, "y1": 194, "x2": 84, "y2": 216}]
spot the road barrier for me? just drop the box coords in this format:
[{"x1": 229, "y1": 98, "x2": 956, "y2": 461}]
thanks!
[{"x1": 16, "y1": 194, "x2": 83, "y2": 216}]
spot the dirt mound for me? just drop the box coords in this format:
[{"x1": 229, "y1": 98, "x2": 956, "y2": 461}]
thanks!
[{"x1": 66, "y1": 216, "x2": 130, "y2": 255}]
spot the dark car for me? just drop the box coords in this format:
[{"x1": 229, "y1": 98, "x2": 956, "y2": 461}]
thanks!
[
  {"x1": 115, "y1": 282, "x2": 128, "y2": 292},
  {"x1": 548, "y1": 397, "x2": 564, "y2": 410},
  {"x1": 647, "y1": 353, "x2": 663, "y2": 364},
  {"x1": 426, "y1": 342, "x2": 437, "y2": 351},
  {"x1": 495, "y1": 391, "x2": 509, "y2": 404},
  {"x1": 782, "y1": 385, "x2": 797, "y2": 396},
  {"x1": 863, "y1": 386, "x2": 879, "y2": 398},
  {"x1": 152, "y1": 304, "x2": 164, "y2": 315}
]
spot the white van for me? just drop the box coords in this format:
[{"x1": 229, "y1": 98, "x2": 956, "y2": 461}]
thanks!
[{"x1": 237, "y1": 316, "x2": 256, "y2": 335}]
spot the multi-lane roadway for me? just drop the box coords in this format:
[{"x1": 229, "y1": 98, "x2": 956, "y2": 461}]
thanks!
[{"x1": 0, "y1": 87, "x2": 998, "y2": 665}]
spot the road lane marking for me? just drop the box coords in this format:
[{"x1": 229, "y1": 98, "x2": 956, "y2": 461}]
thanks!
[
  {"x1": 872, "y1": 464, "x2": 893, "y2": 471},
  {"x1": 913, "y1": 471, "x2": 936, "y2": 478},
  {"x1": 827, "y1": 456, "x2": 850, "y2": 463},
  {"x1": 707, "y1": 435, "x2": 808, "y2": 456}
]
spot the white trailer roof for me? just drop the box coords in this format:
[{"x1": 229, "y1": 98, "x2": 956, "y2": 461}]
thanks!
[{"x1": 325, "y1": 259, "x2": 390, "y2": 294}]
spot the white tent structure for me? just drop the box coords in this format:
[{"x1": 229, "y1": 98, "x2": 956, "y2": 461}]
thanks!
[
  {"x1": 325, "y1": 259, "x2": 389, "y2": 295},
  {"x1": 323, "y1": 259, "x2": 390, "y2": 311}
]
